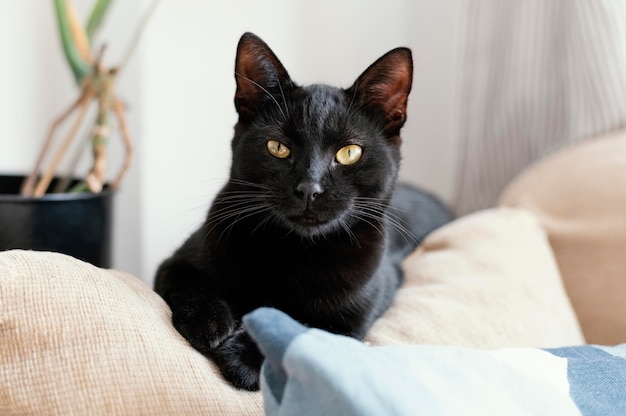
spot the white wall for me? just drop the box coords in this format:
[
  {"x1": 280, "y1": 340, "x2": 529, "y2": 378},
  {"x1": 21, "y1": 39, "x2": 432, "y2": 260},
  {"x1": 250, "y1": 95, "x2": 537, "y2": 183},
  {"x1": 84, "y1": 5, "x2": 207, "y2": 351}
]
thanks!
[{"x1": 0, "y1": 1, "x2": 462, "y2": 284}]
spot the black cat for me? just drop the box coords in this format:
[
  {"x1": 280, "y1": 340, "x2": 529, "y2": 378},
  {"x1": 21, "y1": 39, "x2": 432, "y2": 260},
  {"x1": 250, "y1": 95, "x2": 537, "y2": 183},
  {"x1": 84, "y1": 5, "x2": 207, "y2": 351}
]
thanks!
[{"x1": 154, "y1": 32, "x2": 452, "y2": 391}]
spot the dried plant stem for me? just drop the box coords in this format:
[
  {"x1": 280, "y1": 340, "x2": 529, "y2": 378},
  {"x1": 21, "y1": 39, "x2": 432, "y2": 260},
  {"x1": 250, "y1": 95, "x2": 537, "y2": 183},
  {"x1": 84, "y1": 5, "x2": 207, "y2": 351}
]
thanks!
[
  {"x1": 53, "y1": 113, "x2": 95, "y2": 193},
  {"x1": 85, "y1": 90, "x2": 111, "y2": 192},
  {"x1": 33, "y1": 89, "x2": 95, "y2": 197},
  {"x1": 86, "y1": 138, "x2": 107, "y2": 192},
  {"x1": 110, "y1": 99, "x2": 133, "y2": 190},
  {"x1": 20, "y1": 93, "x2": 88, "y2": 196}
]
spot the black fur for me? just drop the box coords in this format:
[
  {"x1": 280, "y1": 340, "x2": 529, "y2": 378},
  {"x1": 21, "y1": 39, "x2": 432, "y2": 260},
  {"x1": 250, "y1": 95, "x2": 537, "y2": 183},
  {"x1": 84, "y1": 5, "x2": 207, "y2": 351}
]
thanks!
[{"x1": 154, "y1": 32, "x2": 452, "y2": 390}]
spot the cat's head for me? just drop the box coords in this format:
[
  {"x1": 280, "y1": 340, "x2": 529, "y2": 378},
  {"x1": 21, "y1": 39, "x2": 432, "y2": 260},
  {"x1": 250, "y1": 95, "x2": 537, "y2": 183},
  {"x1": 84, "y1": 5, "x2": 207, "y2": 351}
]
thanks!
[{"x1": 227, "y1": 32, "x2": 412, "y2": 238}]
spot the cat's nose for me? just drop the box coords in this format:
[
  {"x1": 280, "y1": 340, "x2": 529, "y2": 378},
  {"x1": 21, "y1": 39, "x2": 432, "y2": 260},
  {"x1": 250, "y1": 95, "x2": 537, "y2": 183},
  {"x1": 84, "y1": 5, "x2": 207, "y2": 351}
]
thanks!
[{"x1": 295, "y1": 180, "x2": 324, "y2": 202}]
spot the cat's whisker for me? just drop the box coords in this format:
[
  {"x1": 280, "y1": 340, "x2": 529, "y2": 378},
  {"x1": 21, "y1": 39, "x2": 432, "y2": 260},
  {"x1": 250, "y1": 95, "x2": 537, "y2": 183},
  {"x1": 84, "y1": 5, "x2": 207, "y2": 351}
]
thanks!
[
  {"x1": 213, "y1": 193, "x2": 272, "y2": 205},
  {"x1": 345, "y1": 81, "x2": 365, "y2": 125},
  {"x1": 235, "y1": 72, "x2": 288, "y2": 121},
  {"x1": 344, "y1": 99, "x2": 369, "y2": 126},
  {"x1": 346, "y1": 81, "x2": 359, "y2": 114},
  {"x1": 277, "y1": 79, "x2": 290, "y2": 119},
  {"x1": 202, "y1": 185, "x2": 275, "y2": 238},
  {"x1": 382, "y1": 214, "x2": 420, "y2": 246},
  {"x1": 209, "y1": 187, "x2": 276, "y2": 221},
  {"x1": 252, "y1": 211, "x2": 277, "y2": 233},
  {"x1": 215, "y1": 189, "x2": 271, "y2": 196},
  {"x1": 211, "y1": 193, "x2": 266, "y2": 209},
  {"x1": 208, "y1": 200, "x2": 270, "y2": 225},
  {"x1": 352, "y1": 200, "x2": 419, "y2": 246},
  {"x1": 226, "y1": 178, "x2": 273, "y2": 190},
  {"x1": 339, "y1": 219, "x2": 361, "y2": 248},
  {"x1": 200, "y1": 202, "x2": 275, "y2": 249},
  {"x1": 348, "y1": 211, "x2": 386, "y2": 240},
  {"x1": 211, "y1": 204, "x2": 274, "y2": 244}
]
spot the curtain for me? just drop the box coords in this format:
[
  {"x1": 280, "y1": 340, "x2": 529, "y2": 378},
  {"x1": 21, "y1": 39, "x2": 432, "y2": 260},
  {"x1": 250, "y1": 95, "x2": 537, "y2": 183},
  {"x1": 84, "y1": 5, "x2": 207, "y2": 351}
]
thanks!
[{"x1": 453, "y1": 0, "x2": 626, "y2": 215}]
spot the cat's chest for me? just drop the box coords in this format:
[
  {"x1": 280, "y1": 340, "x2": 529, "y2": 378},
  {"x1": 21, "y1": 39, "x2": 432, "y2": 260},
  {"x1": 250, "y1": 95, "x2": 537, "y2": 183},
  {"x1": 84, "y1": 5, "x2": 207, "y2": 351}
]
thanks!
[
  {"x1": 210, "y1": 226, "x2": 381, "y2": 288},
  {"x1": 219, "y1": 234, "x2": 343, "y2": 275}
]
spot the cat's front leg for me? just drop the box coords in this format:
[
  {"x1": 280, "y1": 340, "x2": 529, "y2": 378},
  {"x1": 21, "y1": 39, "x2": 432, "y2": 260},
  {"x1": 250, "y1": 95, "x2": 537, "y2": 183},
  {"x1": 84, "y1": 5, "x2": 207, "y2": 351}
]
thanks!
[
  {"x1": 211, "y1": 327, "x2": 264, "y2": 391},
  {"x1": 164, "y1": 286, "x2": 262, "y2": 390}
]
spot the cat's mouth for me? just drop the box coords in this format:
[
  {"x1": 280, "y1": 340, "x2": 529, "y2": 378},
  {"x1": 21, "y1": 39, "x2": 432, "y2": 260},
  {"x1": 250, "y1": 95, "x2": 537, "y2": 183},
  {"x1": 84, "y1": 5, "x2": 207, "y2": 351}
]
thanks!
[
  {"x1": 284, "y1": 209, "x2": 339, "y2": 237},
  {"x1": 291, "y1": 212, "x2": 326, "y2": 227},
  {"x1": 278, "y1": 198, "x2": 351, "y2": 237}
]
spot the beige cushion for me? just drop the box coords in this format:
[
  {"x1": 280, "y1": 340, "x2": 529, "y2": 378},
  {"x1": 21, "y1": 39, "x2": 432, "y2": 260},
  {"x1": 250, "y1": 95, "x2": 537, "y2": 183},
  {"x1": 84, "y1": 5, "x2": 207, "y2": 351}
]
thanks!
[
  {"x1": 0, "y1": 251, "x2": 263, "y2": 416},
  {"x1": 367, "y1": 208, "x2": 584, "y2": 348},
  {"x1": 500, "y1": 129, "x2": 626, "y2": 345},
  {"x1": 0, "y1": 208, "x2": 583, "y2": 415}
]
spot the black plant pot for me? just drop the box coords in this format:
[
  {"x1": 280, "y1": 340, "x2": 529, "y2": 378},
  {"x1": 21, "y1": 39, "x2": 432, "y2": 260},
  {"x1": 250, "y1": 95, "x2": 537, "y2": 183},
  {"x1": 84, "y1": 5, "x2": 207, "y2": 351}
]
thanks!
[{"x1": 0, "y1": 175, "x2": 114, "y2": 268}]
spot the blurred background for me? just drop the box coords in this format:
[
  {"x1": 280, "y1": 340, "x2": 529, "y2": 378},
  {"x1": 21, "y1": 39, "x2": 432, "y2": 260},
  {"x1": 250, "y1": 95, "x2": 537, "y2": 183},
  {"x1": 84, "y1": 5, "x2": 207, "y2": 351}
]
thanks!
[
  {"x1": 3, "y1": 1, "x2": 625, "y2": 284},
  {"x1": 0, "y1": 1, "x2": 463, "y2": 282}
]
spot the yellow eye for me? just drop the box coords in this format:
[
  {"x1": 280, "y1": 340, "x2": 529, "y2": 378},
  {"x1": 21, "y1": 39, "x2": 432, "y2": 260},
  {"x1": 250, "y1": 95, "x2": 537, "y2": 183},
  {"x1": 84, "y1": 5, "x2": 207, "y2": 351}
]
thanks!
[
  {"x1": 267, "y1": 140, "x2": 291, "y2": 158},
  {"x1": 335, "y1": 144, "x2": 362, "y2": 165}
]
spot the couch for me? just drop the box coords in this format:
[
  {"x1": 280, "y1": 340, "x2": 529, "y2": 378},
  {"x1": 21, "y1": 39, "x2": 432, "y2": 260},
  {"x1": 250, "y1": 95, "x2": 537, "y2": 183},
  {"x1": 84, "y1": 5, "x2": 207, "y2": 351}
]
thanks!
[{"x1": 1, "y1": 130, "x2": 626, "y2": 415}]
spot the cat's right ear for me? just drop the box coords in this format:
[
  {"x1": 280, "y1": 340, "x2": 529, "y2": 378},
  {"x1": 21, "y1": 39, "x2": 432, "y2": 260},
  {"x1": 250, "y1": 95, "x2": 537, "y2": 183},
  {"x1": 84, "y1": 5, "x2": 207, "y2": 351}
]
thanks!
[
  {"x1": 349, "y1": 47, "x2": 413, "y2": 137},
  {"x1": 234, "y1": 33, "x2": 292, "y2": 120}
]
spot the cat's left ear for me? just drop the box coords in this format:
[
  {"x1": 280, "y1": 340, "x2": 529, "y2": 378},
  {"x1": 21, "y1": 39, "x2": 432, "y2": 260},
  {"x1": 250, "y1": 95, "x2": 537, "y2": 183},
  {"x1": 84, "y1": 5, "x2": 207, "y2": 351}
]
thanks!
[
  {"x1": 349, "y1": 48, "x2": 413, "y2": 136},
  {"x1": 234, "y1": 32, "x2": 293, "y2": 120}
]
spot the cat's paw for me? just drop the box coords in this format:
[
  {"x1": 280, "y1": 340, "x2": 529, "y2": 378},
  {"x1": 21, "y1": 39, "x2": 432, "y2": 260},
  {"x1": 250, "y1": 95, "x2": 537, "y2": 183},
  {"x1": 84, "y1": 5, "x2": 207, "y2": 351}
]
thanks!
[
  {"x1": 170, "y1": 294, "x2": 237, "y2": 353},
  {"x1": 212, "y1": 328, "x2": 264, "y2": 391}
]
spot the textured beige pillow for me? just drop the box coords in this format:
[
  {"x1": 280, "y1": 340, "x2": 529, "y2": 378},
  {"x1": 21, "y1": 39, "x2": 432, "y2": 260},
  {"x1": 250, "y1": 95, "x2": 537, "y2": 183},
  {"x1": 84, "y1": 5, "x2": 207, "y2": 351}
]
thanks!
[
  {"x1": 367, "y1": 208, "x2": 584, "y2": 348},
  {"x1": 0, "y1": 208, "x2": 584, "y2": 415},
  {"x1": 500, "y1": 129, "x2": 626, "y2": 345},
  {"x1": 0, "y1": 250, "x2": 263, "y2": 416}
]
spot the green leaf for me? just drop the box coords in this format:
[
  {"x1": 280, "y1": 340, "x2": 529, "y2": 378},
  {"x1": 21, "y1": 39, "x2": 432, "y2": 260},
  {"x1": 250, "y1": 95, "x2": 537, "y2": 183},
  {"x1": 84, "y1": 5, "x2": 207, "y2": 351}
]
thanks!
[
  {"x1": 53, "y1": 0, "x2": 91, "y2": 83},
  {"x1": 86, "y1": 0, "x2": 113, "y2": 43}
]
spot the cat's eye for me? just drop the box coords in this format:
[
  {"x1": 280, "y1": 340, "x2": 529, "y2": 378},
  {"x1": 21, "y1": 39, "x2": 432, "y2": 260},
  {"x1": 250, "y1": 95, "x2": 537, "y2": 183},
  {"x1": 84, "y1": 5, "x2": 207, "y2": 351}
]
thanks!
[
  {"x1": 267, "y1": 140, "x2": 291, "y2": 158},
  {"x1": 335, "y1": 145, "x2": 363, "y2": 165}
]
